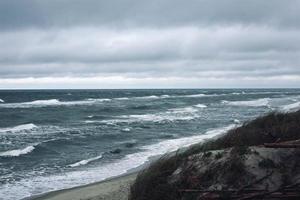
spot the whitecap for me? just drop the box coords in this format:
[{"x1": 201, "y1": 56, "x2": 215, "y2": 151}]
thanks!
[
  {"x1": 69, "y1": 154, "x2": 103, "y2": 168},
  {"x1": 0, "y1": 98, "x2": 4, "y2": 103},
  {"x1": 102, "y1": 106, "x2": 199, "y2": 124},
  {"x1": 233, "y1": 119, "x2": 240, "y2": 124},
  {"x1": 222, "y1": 98, "x2": 270, "y2": 107},
  {"x1": 281, "y1": 102, "x2": 300, "y2": 112},
  {"x1": 0, "y1": 123, "x2": 37, "y2": 134},
  {"x1": 134, "y1": 95, "x2": 160, "y2": 99},
  {"x1": 114, "y1": 97, "x2": 129, "y2": 100},
  {"x1": 121, "y1": 128, "x2": 131, "y2": 132},
  {"x1": 194, "y1": 104, "x2": 207, "y2": 108},
  {"x1": 86, "y1": 98, "x2": 111, "y2": 102},
  {"x1": 0, "y1": 98, "x2": 111, "y2": 108},
  {"x1": 184, "y1": 93, "x2": 207, "y2": 97},
  {"x1": 168, "y1": 106, "x2": 198, "y2": 114},
  {"x1": 0, "y1": 146, "x2": 35, "y2": 157}
]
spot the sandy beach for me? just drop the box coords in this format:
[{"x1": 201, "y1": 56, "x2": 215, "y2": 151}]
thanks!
[{"x1": 31, "y1": 173, "x2": 137, "y2": 200}]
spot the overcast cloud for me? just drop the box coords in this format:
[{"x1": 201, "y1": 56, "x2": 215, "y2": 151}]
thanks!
[{"x1": 0, "y1": 0, "x2": 299, "y2": 88}]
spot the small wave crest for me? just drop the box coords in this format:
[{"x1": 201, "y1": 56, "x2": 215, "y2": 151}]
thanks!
[
  {"x1": 0, "y1": 98, "x2": 112, "y2": 108},
  {"x1": 222, "y1": 98, "x2": 270, "y2": 107},
  {"x1": 194, "y1": 104, "x2": 207, "y2": 108},
  {"x1": 68, "y1": 154, "x2": 103, "y2": 167},
  {"x1": 101, "y1": 106, "x2": 200, "y2": 124},
  {"x1": 0, "y1": 98, "x2": 4, "y2": 103},
  {"x1": 0, "y1": 123, "x2": 37, "y2": 134},
  {"x1": 281, "y1": 102, "x2": 300, "y2": 112},
  {"x1": 0, "y1": 146, "x2": 35, "y2": 157}
]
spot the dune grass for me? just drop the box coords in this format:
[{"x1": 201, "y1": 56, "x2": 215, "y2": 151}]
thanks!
[{"x1": 129, "y1": 110, "x2": 300, "y2": 200}]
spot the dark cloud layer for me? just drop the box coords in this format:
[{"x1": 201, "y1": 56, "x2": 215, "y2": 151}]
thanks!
[
  {"x1": 0, "y1": 0, "x2": 299, "y2": 88},
  {"x1": 1, "y1": 0, "x2": 300, "y2": 30}
]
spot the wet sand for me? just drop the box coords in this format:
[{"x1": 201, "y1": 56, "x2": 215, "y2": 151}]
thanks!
[{"x1": 31, "y1": 173, "x2": 137, "y2": 200}]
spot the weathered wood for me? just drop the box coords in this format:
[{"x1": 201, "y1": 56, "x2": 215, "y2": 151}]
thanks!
[{"x1": 264, "y1": 143, "x2": 300, "y2": 148}]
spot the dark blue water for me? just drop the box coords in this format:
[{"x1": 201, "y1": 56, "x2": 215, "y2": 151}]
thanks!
[{"x1": 0, "y1": 89, "x2": 300, "y2": 200}]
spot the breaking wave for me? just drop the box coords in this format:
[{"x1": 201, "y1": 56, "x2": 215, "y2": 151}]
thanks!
[
  {"x1": 194, "y1": 104, "x2": 207, "y2": 108},
  {"x1": 0, "y1": 123, "x2": 38, "y2": 134},
  {"x1": 0, "y1": 98, "x2": 4, "y2": 103},
  {"x1": 0, "y1": 146, "x2": 35, "y2": 157},
  {"x1": 281, "y1": 102, "x2": 300, "y2": 112},
  {"x1": 0, "y1": 98, "x2": 111, "y2": 108},
  {"x1": 222, "y1": 98, "x2": 271, "y2": 107},
  {"x1": 99, "y1": 106, "x2": 200, "y2": 124},
  {"x1": 68, "y1": 154, "x2": 103, "y2": 168}
]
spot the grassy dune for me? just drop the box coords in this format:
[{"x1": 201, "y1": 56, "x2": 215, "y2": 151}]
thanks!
[{"x1": 129, "y1": 110, "x2": 300, "y2": 200}]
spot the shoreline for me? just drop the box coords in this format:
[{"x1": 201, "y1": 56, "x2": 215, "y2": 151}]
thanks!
[{"x1": 28, "y1": 171, "x2": 138, "y2": 200}]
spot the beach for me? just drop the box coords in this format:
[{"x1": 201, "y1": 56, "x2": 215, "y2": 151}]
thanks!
[
  {"x1": 1, "y1": 89, "x2": 300, "y2": 200},
  {"x1": 32, "y1": 173, "x2": 137, "y2": 200}
]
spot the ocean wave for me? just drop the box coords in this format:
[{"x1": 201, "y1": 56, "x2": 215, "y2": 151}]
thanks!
[
  {"x1": 121, "y1": 128, "x2": 131, "y2": 132},
  {"x1": 68, "y1": 154, "x2": 103, "y2": 168},
  {"x1": 184, "y1": 93, "x2": 207, "y2": 97},
  {"x1": 0, "y1": 123, "x2": 38, "y2": 134},
  {"x1": 86, "y1": 98, "x2": 111, "y2": 102},
  {"x1": 0, "y1": 98, "x2": 4, "y2": 103},
  {"x1": 115, "y1": 97, "x2": 130, "y2": 100},
  {"x1": 281, "y1": 102, "x2": 300, "y2": 112},
  {"x1": 0, "y1": 145, "x2": 35, "y2": 157},
  {"x1": 101, "y1": 106, "x2": 200, "y2": 124},
  {"x1": 194, "y1": 104, "x2": 207, "y2": 108},
  {"x1": 134, "y1": 95, "x2": 162, "y2": 100},
  {"x1": 0, "y1": 124, "x2": 237, "y2": 200},
  {"x1": 168, "y1": 106, "x2": 198, "y2": 114},
  {"x1": 222, "y1": 98, "x2": 271, "y2": 107},
  {"x1": 0, "y1": 98, "x2": 111, "y2": 108}
]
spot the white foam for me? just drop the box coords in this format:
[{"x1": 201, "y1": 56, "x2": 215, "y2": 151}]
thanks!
[
  {"x1": 102, "y1": 106, "x2": 199, "y2": 124},
  {"x1": 134, "y1": 95, "x2": 160, "y2": 99},
  {"x1": 0, "y1": 123, "x2": 37, "y2": 134},
  {"x1": 281, "y1": 102, "x2": 300, "y2": 112},
  {"x1": 0, "y1": 98, "x2": 111, "y2": 108},
  {"x1": 115, "y1": 97, "x2": 130, "y2": 100},
  {"x1": 194, "y1": 104, "x2": 207, "y2": 108},
  {"x1": 233, "y1": 119, "x2": 241, "y2": 124},
  {"x1": 0, "y1": 146, "x2": 35, "y2": 157},
  {"x1": 168, "y1": 106, "x2": 198, "y2": 114},
  {"x1": 184, "y1": 93, "x2": 207, "y2": 97},
  {"x1": 69, "y1": 154, "x2": 103, "y2": 168},
  {"x1": 86, "y1": 98, "x2": 111, "y2": 102},
  {"x1": 222, "y1": 98, "x2": 270, "y2": 107},
  {"x1": 121, "y1": 128, "x2": 131, "y2": 132},
  {"x1": 0, "y1": 98, "x2": 4, "y2": 103},
  {"x1": 0, "y1": 124, "x2": 236, "y2": 200}
]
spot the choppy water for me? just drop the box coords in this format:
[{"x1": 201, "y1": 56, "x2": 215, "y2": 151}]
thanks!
[{"x1": 0, "y1": 89, "x2": 300, "y2": 200}]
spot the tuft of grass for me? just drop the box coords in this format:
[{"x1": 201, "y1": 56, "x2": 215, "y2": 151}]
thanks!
[
  {"x1": 129, "y1": 153, "x2": 182, "y2": 200},
  {"x1": 215, "y1": 152, "x2": 223, "y2": 159},
  {"x1": 258, "y1": 158, "x2": 276, "y2": 169}
]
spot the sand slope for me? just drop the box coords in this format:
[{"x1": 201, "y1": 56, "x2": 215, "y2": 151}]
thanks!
[{"x1": 33, "y1": 173, "x2": 136, "y2": 200}]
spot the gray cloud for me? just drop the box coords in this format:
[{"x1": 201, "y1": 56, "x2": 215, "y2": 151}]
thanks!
[
  {"x1": 1, "y1": 0, "x2": 300, "y2": 30},
  {"x1": 0, "y1": 0, "x2": 300, "y2": 88}
]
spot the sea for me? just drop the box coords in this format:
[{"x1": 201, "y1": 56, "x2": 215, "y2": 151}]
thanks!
[{"x1": 0, "y1": 89, "x2": 300, "y2": 200}]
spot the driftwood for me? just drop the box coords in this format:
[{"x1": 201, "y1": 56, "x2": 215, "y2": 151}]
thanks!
[
  {"x1": 179, "y1": 183, "x2": 300, "y2": 200},
  {"x1": 264, "y1": 139, "x2": 300, "y2": 148},
  {"x1": 264, "y1": 143, "x2": 300, "y2": 148}
]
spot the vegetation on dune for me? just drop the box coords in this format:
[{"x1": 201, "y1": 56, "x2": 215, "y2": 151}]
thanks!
[{"x1": 129, "y1": 110, "x2": 300, "y2": 200}]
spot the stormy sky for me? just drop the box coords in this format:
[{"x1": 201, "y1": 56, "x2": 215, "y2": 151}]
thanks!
[{"x1": 0, "y1": 0, "x2": 300, "y2": 88}]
